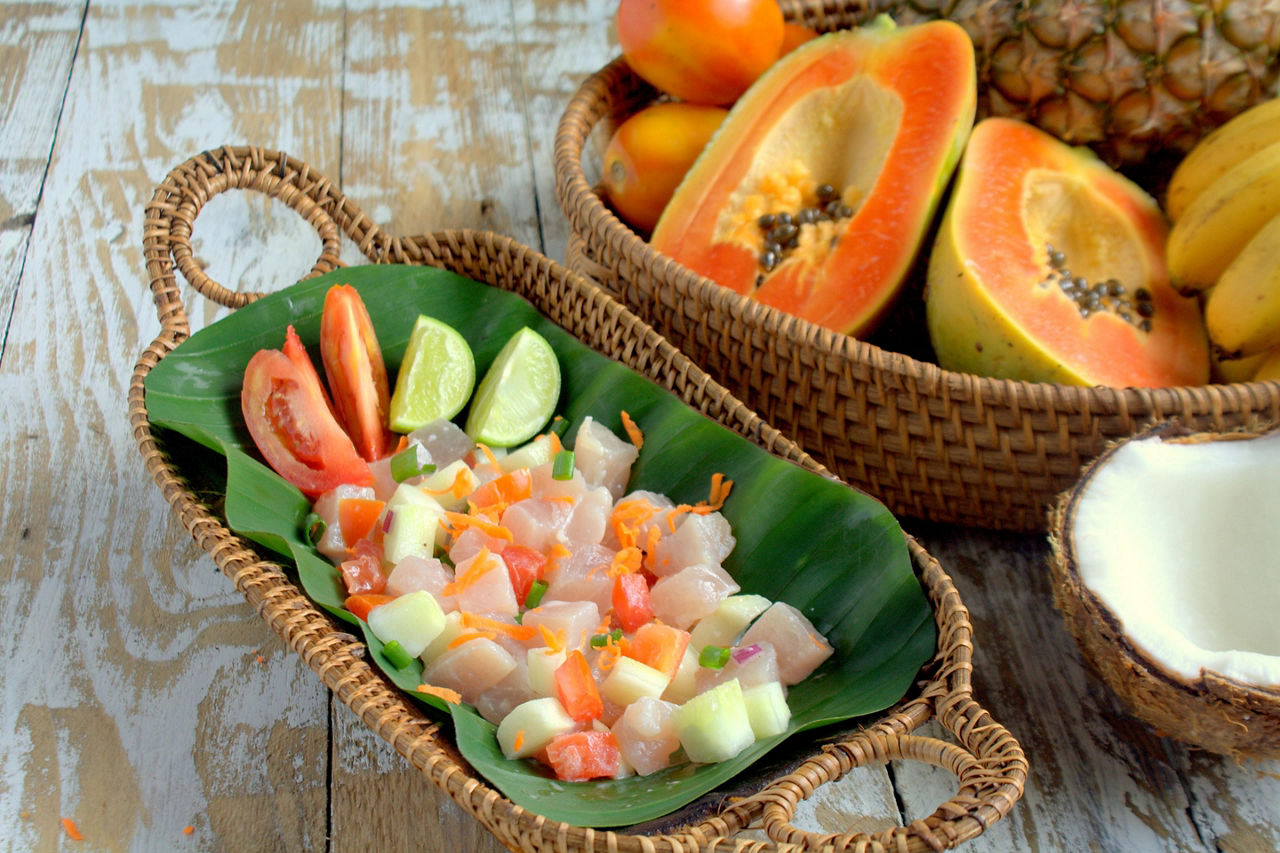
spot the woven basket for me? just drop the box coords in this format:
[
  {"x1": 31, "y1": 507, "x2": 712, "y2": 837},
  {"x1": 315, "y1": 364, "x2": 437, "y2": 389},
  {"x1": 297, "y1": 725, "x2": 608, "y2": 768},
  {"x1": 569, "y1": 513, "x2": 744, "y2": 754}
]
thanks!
[
  {"x1": 553, "y1": 0, "x2": 1280, "y2": 532},
  {"x1": 130, "y1": 146, "x2": 1025, "y2": 852}
]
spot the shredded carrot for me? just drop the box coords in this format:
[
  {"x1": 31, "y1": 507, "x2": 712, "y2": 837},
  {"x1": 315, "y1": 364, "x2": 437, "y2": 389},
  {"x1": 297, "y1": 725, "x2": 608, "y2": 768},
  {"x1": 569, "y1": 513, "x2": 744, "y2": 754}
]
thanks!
[
  {"x1": 545, "y1": 544, "x2": 572, "y2": 574},
  {"x1": 594, "y1": 614, "x2": 614, "y2": 636},
  {"x1": 441, "y1": 512, "x2": 513, "y2": 542},
  {"x1": 462, "y1": 612, "x2": 537, "y2": 642},
  {"x1": 610, "y1": 497, "x2": 657, "y2": 548},
  {"x1": 441, "y1": 547, "x2": 496, "y2": 596},
  {"x1": 477, "y1": 443, "x2": 501, "y2": 470},
  {"x1": 549, "y1": 494, "x2": 577, "y2": 505},
  {"x1": 809, "y1": 631, "x2": 829, "y2": 649},
  {"x1": 417, "y1": 684, "x2": 463, "y2": 704},
  {"x1": 448, "y1": 630, "x2": 497, "y2": 649},
  {"x1": 395, "y1": 434, "x2": 409, "y2": 454},
  {"x1": 607, "y1": 546, "x2": 643, "y2": 578},
  {"x1": 595, "y1": 634, "x2": 629, "y2": 671},
  {"x1": 621, "y1": 410, "x2": 644, "y2": 449},
  {"x1": 61, "y1": 818, "x2": 84, "y2": 841},
  {"x1": 425, "y1": 465, "x2": 475, "y2": 499},
  {"x1": 702, "y1": 473, "x2": 733, "y2": 511},
  {"x1": 641, "y1": 525, "x2": 662, "y2": 573},
  {"x1": 536, "y1": 624, "x2": 568, "y2": 653},
  {"x1": 548, "y1": 430, "x2": 564, "y2": 455},
  {"x1": 514, "y1": 730, "x2": 525, "y2": 751}
]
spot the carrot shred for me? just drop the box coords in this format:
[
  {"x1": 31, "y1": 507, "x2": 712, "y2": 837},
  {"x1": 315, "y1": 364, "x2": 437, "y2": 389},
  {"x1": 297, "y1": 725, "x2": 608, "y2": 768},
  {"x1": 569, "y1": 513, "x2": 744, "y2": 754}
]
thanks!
[
  {"x1": 441, "y1": 547, "x2": 499, "y2": 596},
  {"x1": 425, "y1": 465, "x2": 475, "y2": 499},
  {"x1": 548, "y1": 430, "x2": 564, "y2": 455},
  {"x1": 448, "y1": 630, "x2": 497, "y2": 649},
  {"x1": 462, "y1": 612, "x2": 537, "y2": 642},
  {"x1": 514, "y1": 730, "x2": 526, "y2": 751},
  {"x1": 477, "y1": 443, "x2": 502, "y2": 470},
  {"x1": 537, "y1": 624, "x2": 567, "y2": 654},
  {"x1": 61, "y1": 818, "x2": 84, "y2": 841},
  {"x1": 441, "y1": 512, "x2": 513, "y2": 542},
  {"x1": 621, "y1": 410, "x2": 644, "y2": 449},
  {"x1": 545, "y1": 544, "x2": 572, "y2": 575},
  {"x1": 417, "y1": 684, "x2": 463, "y2": 704},
  {"x1": 607, "y1": 546, "x2": 642, "y2": 578}
]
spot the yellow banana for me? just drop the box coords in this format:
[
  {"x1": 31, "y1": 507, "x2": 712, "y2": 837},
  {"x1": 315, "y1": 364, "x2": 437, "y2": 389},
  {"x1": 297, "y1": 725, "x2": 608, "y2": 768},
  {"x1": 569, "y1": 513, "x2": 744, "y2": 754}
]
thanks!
[
  {"x1": 1166, "y1": 139, "x2": 1280, "y2": 294},
  {"x1": 1204, "y1": 211, "x2": 1280, "y2": 358},
  {"x1": 1166, "y1": 97, "x2": 1280, "y2": 222},
  {"x1": 1251, "y1": 344, "x2": 1280, "y2": 382},
  {"x1": 1210, "y1": 345, "x2": 1269, "y2": 383}
]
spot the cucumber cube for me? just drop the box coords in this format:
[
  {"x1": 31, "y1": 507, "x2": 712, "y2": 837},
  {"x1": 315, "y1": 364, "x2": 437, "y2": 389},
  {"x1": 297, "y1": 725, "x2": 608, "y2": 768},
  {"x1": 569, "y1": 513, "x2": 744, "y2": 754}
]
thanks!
[
  {"x1": 383, "y1": 484, "x2": 446, "y2": 564},
  {"x1": 366, "y1": 590, "x2": 446, "y2": 658},
  {"x1": 600, "y1": 656, "x2": 669, "y2": 707},
  {"x1": 496, "y1": 697, "x2": 578, "y2": 759},
  {"x1": 418, "y1": 459, "x2": 476, "y2": 511},
  {"x1": 527, "y1": 646, "x2": 567, "y2": 697},
  {"x1": 689, "y1": 594, "x2": 772, "y2": 651},
  {"x1": 674, "y1": 678, "x2": 755, "y2": 764},
  {"x1": 742, "y1": 680, "x2": 791, "y2": 739}
]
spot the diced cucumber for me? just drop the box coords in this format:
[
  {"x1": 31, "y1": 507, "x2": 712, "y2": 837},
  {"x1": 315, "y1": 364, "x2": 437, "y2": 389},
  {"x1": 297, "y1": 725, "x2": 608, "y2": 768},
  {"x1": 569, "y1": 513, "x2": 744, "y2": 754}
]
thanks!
[
  {"x1": 674, "y1": 678, "x2": 755, "y2": 764},
  {"x1": 527, "y1": 646, "x2": 567, "y2": 697},
  {"x1": 689, "y1": 594, "x2": 772, "y2": 651},
  {"x1": 661, "y1": 645, "x2": 700, "y2": 704},
  {"x1": 382, "y1": 484, "x2": 447, "y2": 563},
  {"x1": 496, "y1": 697, "x2": 578, "y2": 759},
  {"x1": 418, "y1": 459, "x2": 476, "y2": 511},
  {"x1": 498, "y1": 433, "x2": 556, "y2": 473},
  {"x1": 742, "y1": 681, "x2": 791, "y2": 739},
  {"x1": 600, "y1": 657, "x2": 669, "y2": 707},
  {"x1": 420, "y1": 610, "x2": 465, "y2": 664},
  {"x1": 366, "y1": 590, "x2": 446, "y2": 658}
]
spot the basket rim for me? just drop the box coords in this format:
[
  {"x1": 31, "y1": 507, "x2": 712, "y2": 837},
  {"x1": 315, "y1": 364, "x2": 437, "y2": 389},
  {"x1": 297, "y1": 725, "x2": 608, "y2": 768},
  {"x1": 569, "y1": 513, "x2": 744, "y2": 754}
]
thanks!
[
  {"x1": 552, "y1": 55, "x2": 1280, "y2": 413},
  {"x1": 129, "y1": 143, "x2": 1026, "y2": 851}
]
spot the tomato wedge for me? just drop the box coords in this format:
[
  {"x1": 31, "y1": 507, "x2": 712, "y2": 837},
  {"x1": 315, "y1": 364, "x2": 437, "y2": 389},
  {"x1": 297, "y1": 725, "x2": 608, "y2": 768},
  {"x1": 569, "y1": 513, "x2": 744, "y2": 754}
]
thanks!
[
  {"x1": 241, "y1": 327, "x2": 373, "y2": 497},
  {"x1": 320, "y1": 284, "x2": 392, "y2": 462}
]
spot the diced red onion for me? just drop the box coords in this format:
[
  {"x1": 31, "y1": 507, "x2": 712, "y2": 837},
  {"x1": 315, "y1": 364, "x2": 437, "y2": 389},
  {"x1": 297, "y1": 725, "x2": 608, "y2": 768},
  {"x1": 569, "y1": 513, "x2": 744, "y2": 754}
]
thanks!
[
  {"x1": 732, "y1": 643, "x2": 762, "y2": 664},
  {"x1": 381, "y1": 509, "x2": 395, "y2": 533}
]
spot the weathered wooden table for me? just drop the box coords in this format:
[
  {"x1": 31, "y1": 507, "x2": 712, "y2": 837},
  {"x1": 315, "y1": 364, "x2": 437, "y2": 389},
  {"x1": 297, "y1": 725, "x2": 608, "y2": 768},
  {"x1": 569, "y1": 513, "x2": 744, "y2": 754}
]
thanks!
[{"x1": 2, "y1": 2, "x2": 1277, "y2": 850}]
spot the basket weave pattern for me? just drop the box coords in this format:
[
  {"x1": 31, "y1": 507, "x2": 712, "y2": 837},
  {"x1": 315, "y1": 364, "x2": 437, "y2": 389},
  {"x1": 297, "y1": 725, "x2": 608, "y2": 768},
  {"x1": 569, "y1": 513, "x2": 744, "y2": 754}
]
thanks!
[
  {"x1": 130, "y1": 146, "x2": 1025, "y2": 851},
  {"x1": 553, "y1": 2, "x2": 1280, "y2": 532}
]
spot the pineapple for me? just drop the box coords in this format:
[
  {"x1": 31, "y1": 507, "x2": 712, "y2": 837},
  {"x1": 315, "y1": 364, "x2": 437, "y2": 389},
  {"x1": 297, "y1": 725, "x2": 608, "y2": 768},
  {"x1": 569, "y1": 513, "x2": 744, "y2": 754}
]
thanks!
[{"x1": 780, "y1": 0, "x2": 1280, "y2": 164}]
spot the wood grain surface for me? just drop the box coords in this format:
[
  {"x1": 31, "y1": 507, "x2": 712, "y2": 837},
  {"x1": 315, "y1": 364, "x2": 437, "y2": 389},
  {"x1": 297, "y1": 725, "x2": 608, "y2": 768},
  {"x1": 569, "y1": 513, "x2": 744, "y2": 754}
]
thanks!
[{"x1": 0, "y1": 1, "x2": 1276, "y2": 851}]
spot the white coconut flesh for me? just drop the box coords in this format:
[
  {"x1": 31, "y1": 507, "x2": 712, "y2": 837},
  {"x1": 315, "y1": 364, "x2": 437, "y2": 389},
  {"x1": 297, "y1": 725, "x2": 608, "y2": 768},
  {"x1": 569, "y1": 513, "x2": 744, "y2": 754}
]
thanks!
[{"x1": 1070, "y1": 431, "x2": 1280, "y2": 688}]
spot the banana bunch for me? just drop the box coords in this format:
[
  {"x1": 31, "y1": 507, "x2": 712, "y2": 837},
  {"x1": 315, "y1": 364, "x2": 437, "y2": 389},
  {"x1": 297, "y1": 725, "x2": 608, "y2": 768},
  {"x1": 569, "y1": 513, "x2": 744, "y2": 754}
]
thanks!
[{"x1": 1166, "y1": 98, "x2": 1280, "y2": 383}]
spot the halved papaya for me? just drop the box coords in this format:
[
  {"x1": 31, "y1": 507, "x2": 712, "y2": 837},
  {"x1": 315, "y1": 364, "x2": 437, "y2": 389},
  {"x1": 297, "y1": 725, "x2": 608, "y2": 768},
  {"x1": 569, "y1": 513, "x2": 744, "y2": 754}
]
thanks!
[
  {"x1": 926, "y1": 117, "x2": 1209, "y2": 388},
  {"x1": 650, "y1": 16, "x2": 976, "y2": 336}
]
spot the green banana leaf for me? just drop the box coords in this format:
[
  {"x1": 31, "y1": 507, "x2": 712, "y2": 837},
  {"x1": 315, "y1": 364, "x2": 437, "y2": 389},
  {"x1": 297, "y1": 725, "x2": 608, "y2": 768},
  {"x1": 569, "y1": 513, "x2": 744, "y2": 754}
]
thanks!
[{"x1": 143, "y1": 264, "x2": 935, "y2": 828}]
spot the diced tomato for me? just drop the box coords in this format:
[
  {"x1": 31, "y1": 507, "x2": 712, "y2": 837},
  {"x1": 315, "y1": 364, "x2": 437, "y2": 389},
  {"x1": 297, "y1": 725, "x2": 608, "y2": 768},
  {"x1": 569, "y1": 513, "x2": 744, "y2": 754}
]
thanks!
[
  {"x1": 626, "y1": 623, "x2": 690, "y2": 679},
  {"x1": 554, "y1": 650, "x2": 603, "y2": 723},
  {"x1": 544, "y1": 730, "x2": 621, "y2": 781},
  {"x1": 344, "y1": 593, "x2": 394, "y2": 621},
  {"x1": 502, "y1": 544, "x2": 547, "y2": 605},
  {"x1": 611, "y1": 572, "x2": 654, "y2": 633},
  {"x1": 320, "y1": 284, "x2": 392, "y2": 462},
  {"x1": 241, "y1": 331, "x2": 373, "y2": 497},
  {"x1": 338, "y1": 497, "x2": 386, "y2": 547},
  {"x1": 339, "y1": 538, "x2": 386, "y2": 595},
  {"x1": 470, "y1": 468, "x2": 532, "y2": 510}
]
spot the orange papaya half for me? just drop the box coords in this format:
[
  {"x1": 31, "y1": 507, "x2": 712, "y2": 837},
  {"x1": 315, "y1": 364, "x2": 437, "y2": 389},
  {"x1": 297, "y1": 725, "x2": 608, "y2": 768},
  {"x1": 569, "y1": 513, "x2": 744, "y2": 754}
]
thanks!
[
  {"x1": 650, "y1": 16, "x2": 976, "y2": 336},
  {"x1": 925, "y1": 118, "x2": 1210, "y2": 388}
]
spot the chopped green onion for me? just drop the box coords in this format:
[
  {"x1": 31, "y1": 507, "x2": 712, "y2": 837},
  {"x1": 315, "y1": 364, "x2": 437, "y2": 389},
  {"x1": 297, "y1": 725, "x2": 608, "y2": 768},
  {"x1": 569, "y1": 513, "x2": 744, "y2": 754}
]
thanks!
[
  {"x1": 548, "y1": 416, "x2": 569, "y2": 438},
  {"x1": 524, "y1": 579, "x2": 548, "y2": 609},
  {"x1": 390, "y1": 444, "x2": 436, "y2": 482},
  {"x1": 551, "y1": 449, "x2": 575, "y2": 481},
  {"x1": 698, "y1": 645, "x2": 731, "y2": 669},
  {"x1": 304, "y1": 512, "x2": 327, "y2": 546},
  {"x1": 590, "y1": 628, "x2": 623, "y2": 648},
  {"x1": 381, "y1": 640, "x2": 415, "y2": 670}
]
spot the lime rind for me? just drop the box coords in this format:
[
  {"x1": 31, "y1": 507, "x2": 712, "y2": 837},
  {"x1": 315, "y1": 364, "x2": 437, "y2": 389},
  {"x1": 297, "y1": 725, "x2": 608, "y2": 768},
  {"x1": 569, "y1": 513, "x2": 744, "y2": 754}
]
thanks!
[
  {"x1": 388, "y1": 315, "x2": 476, "y2": 433},
  {"x1": 465, "y1": 327, "x2": 561, "y2": 447}
]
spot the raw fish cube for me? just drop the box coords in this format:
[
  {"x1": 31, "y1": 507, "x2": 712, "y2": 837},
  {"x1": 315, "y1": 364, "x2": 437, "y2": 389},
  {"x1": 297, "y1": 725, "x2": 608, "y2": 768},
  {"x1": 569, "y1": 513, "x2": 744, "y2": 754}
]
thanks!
[
  {"x1": 474, "y1": 655, "x2": 536, "y2": 725},
  {"x1": 530, "y1": 461, "x2": 589, "y2": 503},
  {"x1": 385, "y1": 554, "x2": 455, "y2": 610},
  {"x1": 651, "y1": 512, "x2": 735, "y2": 577},
  {"x1": 407, "y1": 419, "x2": 474, "y2": 467},
  {"x1": 311, "y1": 484, "x2": 376, "y2": 564},
  {"x1": 450, "y1": 549, "x2": 518, "y2": 617},
  {"x1": 649, "y1": 563, "x2": 741, "y2": 629},
  {"x1": 612, "y1": 697, "x2": 680, "y2": 776},
  {"x1": 694, "y1": 641, "x2": 781, "y2": 694},
  {"x1": 740, "y1": 602, "x2": 833, "y2": 685},
  {"x1": 423, "y1": 637, "x2": 517, "y2": 704},
  {"x1": 501, "y1": 498, "x2": 572, "y2": 553},
  {"x1": 447, "y1": 526, "x2": 509, "y2": 566},
  {"x1": 559, "y1": 486, "x2": 612, "y2": 546},
  {"x1": 573, "y1": 417, "x2": 638, "y2": 500},
  {"x1": 543, "y1": 543, "x2": 615, "y2": 615},
  {"x1": 522, "y1": 600, "x2": 600, "y2": 652}
]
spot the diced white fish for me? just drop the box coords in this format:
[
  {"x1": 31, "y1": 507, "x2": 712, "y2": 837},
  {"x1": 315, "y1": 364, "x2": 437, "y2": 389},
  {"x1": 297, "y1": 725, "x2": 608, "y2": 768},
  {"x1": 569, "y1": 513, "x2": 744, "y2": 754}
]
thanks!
[
  {"x1": 451, "y1": 549, "x2": 518, "y2": 618},
  {"x1": 473, "y1": 655, "x2": 536, "y2": 725},
  {"x1": 649, "y1": 563, "x2": 741, "y2": 630},
  {"x1": 448, "y1": 526, "x2": 509, "y2": 565},
  {"x1": 604, "y1": 490, "x2": 679, "y2": 551},
  {"x1": 385, "y1": 554, "x2": 456, "y2": 611},
  {"x1": 558, "y1": 486, "x2": 613, "y2": 547},
  {"x1": 543, "y1": 542, "x2": 616, "y2": 615},
  {"x1": 573, "y1": 416, "x2": 639, "y2": 500},
  {"x1": 501, "y1": 498, "x2": 572, "y2": 554},
  {"x1": 423, "y1": 637, "x2": 517, "y2": 704},
  {"x1": 310, "y1": 484, "x2": 376, "y2": 564},
  {"x1": 611, "y1": 697, "x2": 680, "y2": 776},
  {"x1": 740, "y1": 602, "x2": 833, "y2": 686},
  {"x1": 408, "y1": 419, "x2": 474, "y2": 468},
  {"x1": 530, "y1": 459, "x2": 588, "y2": 504},
  {"x1": 522, "y1": 600, "x2": 600, "y2": 652},
  {"x1": 650, "y1": 511, "x2": 735, "y2": 577}
]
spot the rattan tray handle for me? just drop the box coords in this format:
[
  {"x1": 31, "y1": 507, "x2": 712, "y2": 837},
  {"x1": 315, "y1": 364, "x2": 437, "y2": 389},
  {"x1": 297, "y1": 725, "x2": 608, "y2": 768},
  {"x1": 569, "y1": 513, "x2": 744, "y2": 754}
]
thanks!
[{"x1": 139, "y1": 145, "x2": 1026, "y2": 852}]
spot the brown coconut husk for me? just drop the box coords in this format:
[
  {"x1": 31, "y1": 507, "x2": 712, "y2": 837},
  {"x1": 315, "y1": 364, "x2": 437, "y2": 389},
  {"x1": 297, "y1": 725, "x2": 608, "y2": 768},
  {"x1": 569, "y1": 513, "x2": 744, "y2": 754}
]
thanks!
[{"x1": 1048, "y1": 421, "x2": 1280, "y2": 760}]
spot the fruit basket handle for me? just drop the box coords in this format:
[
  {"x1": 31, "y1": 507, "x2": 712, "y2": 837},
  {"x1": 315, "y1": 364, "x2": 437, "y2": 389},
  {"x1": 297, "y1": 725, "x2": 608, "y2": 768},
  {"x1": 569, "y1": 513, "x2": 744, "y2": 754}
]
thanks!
[{"x1": 711, "y1": 539, "x2": 1027, "y2": 852}]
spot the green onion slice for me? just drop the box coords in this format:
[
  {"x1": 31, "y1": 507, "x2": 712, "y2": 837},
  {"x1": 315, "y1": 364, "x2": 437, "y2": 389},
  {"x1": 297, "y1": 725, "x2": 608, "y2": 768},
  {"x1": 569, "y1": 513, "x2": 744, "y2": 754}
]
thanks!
[
  {"x1": 698, "y1": 645, "x2": 731, "y2": 669},
  {"x1": 303, "y1": 512, "x2": 327, "y2": 546},
  {"x1": 551, "y1": 449, "x2": 575, "y2": 481},
  {"x1": 590, "y1": 629, "x2": 623, "y2": 648},
  {"x1": 524, "y1": 579, "x2": 548, "y2": 609},
  {"x1": 548, "y1": 416, "x2": 569, "y2": 438},
  {"x1": 382, "y1": 640, "x2": 415, "y2": 670},
  {"x1": 390, "y1": 444, "x2": 436, "y2": 483}
]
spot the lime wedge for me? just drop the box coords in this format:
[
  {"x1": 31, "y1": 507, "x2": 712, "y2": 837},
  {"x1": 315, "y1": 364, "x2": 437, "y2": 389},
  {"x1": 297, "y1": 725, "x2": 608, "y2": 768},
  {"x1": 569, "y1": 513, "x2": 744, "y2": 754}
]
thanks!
[
  {"x1": 388, "y1": 315, "x2": 476, "y2": 433},
  {"x1": 465, "y1": 327, "x2": 561, "y2": 447}
]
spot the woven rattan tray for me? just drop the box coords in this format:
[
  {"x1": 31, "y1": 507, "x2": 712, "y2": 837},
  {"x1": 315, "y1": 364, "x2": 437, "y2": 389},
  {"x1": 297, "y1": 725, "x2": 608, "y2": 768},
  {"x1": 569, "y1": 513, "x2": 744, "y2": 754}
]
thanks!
[
  {"x1": 553, "y1": 0, "x2": 1280, "y2": 532},
  {"x1": 130, "y1": 146, "x2": 1025, "y2": 851}
]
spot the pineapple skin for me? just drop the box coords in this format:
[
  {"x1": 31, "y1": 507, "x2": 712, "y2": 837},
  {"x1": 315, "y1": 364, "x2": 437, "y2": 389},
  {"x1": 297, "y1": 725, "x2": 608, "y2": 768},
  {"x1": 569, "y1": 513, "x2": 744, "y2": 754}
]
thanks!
[{"x1": 780, "y1": 0, "x2": 1280, "y2": 165}]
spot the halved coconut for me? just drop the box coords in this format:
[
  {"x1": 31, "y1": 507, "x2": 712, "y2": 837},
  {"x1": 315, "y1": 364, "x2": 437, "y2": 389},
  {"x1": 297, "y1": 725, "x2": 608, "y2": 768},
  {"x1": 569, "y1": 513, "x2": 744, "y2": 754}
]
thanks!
[{"x1": 1049, "y1": 422, "x2": 1280, "y2": 758}]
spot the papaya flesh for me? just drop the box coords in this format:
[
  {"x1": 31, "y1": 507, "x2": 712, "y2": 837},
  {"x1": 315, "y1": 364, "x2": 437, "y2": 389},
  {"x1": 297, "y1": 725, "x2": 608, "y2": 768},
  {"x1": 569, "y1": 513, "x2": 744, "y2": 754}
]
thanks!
[
  {"x1": 650, "y1": 17, "x2": 976, "y2": 337},
  {"x1": 926, "y1": 118, "x2": 1209, "y2": 388}
]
